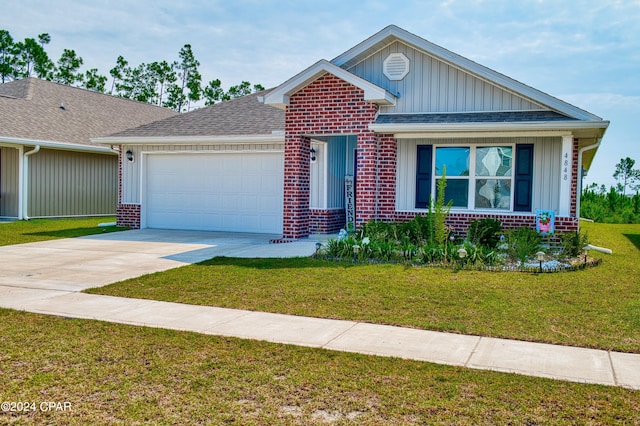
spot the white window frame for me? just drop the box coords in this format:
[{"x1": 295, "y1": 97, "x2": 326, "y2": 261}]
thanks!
[{"x1": 432, "y1": 143, "x2": 516, "y2": 212}]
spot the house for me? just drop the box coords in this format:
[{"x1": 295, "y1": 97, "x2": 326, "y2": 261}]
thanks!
[
  {"x1": 95, "y1": 25, "x2": 608, "y2": 239},
  {"x1": 0, "y1": 78, "x2": 176, "y2": 220}
]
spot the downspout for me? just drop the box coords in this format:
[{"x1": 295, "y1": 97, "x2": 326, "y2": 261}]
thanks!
[
  {"x1": 576, "y1": 138, "x2": 601, "y2": 225},
  {"x1": 22, "y1": 145, "x2": 40, "y2": 220}
]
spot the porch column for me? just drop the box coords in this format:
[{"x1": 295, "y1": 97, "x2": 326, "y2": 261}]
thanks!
[
  {"x1": 282, "y1": 134, "x2": 311, "y2": 239},
  {"x1": 559, "y1": 135, "x2": 573, "y2": 216}
]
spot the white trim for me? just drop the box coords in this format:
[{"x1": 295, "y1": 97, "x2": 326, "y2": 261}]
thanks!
[
  {"x1": 370, "y1": 120, "x2": 609, "y2": 136},
  {"x1": 262, "y1": 59, "x2": 396, "y2": 109},
  {"x1": 93, "y1": 134, "x2": 285, "y2": 145},
  {"x1": 389, "y1": 130, "x2": 575, "y2": 139},
  {"x1": 559, "y1": 135, "x2": 574, "y2": 216},
  {"x1": 2, "y1": 138, "x2": 117, "y2": 154},
  {"x1": 0, "y1": 136, "x2": 116, "y2": 154},
  {"x1": 333, "y1": 25, "x2": 604, "y2": 121}
]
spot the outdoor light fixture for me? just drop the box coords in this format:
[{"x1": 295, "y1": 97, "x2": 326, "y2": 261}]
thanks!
[
  {"x1": 352, "y1": 244, "x2": 361, "y2": 263},
  {"x1": 536, "y1": 251, "x2": 546, "y2": 272},
  {"x1": 310, "y1": 147, "x2": 317, "y2": 162},
  {"x1": 449, "y1": 234, "x2": 455, "y2": 244},
  {"x1": 315, "y1": 242, "x2": 322, "y2": 254},
  {"x1": 457, "y1": 247, "x2": 467, "y2": 269},
  {"x1": 582, "y1": 246, "x2": 589, "y2": 265},
  {"x1": 125, "y1": 150, "x2": 134, "y2": 162}
]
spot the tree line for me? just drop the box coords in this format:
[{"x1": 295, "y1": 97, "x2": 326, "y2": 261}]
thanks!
[
  {"x1": 581, "y1": 157, "x2": 640, "y2": 224},
  {"x1": 0, "y1": 29, "x2": 264, "y2": 112}
]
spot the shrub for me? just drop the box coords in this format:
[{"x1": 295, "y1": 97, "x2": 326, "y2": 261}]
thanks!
[
  {"x1": 558, "y1": 231, "x2": 589, "y2": 258},
  {"x1": 505, "y1": 227, "x2": 542, "y2": 264},
  {"x1": 467, "y1": 218, "x2": 503, "y2": 249},
  {"x1": 433, "y1": 170, "x2": 452, "y2": 246}
]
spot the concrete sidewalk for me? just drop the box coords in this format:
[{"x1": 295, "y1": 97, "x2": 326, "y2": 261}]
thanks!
[
  {"x1": 1, "y1": 230, "x2": 639, "y2": 390},
  {"x1": 2, "y1": 286, "x2": 639, "y2": 390}
]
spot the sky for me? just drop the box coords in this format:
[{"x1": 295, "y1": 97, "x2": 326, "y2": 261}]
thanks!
[{"x1": 3, "y1": 0, "x2": 639, "y2": 188}]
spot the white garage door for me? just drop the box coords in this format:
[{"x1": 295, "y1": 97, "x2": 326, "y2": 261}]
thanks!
[{"x1": 144, "y1": 152, "x2": 284, "y2": 233}]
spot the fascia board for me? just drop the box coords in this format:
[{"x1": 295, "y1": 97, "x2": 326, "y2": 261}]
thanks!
[
  {"x1": 333, "y1": 25, "x2": 602, "y2": 121},
  {"x1": 370, "y1": 120, "x2": 610, "y2": 136},
  {"x1": 92, "y1": 134, "x2": 285, "y2": 145},
  {"x1": 0, "y1": 136, "x2": 117, "y2": 154},
  {"x1": 262, "y1": 59, "x2": 395, "y2": 108}
]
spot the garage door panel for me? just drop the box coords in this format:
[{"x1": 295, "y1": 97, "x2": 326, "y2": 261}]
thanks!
[{"x1": 145, "y1": 152, "x2": 284, "y2": 233}]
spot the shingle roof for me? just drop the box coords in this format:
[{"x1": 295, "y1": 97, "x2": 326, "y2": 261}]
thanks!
[
  {"x1": 375, "y1": 111, "x2": 578, "y2": 125},
  {"x1": 0, "y1": 78, "x2": 177, "y2": 146},
  {"x1": 108, "y1": 90, "x2": 285, "y2": 138}
]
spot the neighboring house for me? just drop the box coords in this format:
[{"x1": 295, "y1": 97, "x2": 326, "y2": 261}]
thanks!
[
  {"x1": 96, "y1": 25, "x2": 608, "y2": 239},
  {"x1": 0, "y1": 78, "x2": 176, "y2": 220}
]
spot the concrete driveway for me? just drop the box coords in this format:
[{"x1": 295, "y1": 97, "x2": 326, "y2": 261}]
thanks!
[{"x1": 0, "y1": 229, "x2": 322, "y2": 292}]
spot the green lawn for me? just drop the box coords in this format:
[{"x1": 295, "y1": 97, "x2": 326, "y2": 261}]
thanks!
[
  {"x1": 0, "y1": 217, "x2": 122, "y2": 246},
  {"x1": 1, "y1": 309, "x2": 638, "y2": 425},
  {"x1": 89, "y1": 222, "x2": 640, "y2": 353},
  {"x1": 1, "y1": 218, "x2": 639, "y2": 423}
]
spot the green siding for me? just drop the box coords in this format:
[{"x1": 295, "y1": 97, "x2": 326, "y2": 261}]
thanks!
[
  {"x1": 0, "y1": 147, "x2": 19, "y2": 217},
  {"x1": 27, "y1": 149, "x2": 117, "y2": 217}
]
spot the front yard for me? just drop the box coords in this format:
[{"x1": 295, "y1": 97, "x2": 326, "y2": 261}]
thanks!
[
  {"x1": 1, "y1": 309, "x2": 639, "y2": 424},
  {"x1": 90, "y1": 221, "x2": 640, "y2": 353},
  {"x1": 1, "y1": 218, "x2": 639, "y2": 423}
]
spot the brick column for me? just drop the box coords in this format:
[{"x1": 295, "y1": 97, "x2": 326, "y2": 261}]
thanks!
[{"x1": 282, "y1": 135, "x2": 311, "y2": 239}]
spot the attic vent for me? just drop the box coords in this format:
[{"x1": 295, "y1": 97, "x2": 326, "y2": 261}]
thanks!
[{"x1": 383, "y1": 53, "x2": 409, "y2": 81}]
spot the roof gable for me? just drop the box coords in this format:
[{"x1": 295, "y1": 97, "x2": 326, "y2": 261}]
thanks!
[
  {"x1": 262, "y1": 60, "x2": 396, "y2": 109},
  {"x1": 332, "y1": 25, "x2": 602, "y2": 121}
]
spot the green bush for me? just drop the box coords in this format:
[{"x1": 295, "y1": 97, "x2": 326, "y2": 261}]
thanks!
[
  {"x1": 467, "y1": 218, "x2": 503, "y2": 249},
  {"x1": 558, "y1": 231, "x2": 589, "y2": 258},
  {"x1": 505, "y1": 227, "x2": 542, "y2": 264}
]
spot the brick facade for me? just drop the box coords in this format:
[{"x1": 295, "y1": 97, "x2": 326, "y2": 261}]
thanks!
[
  {"x1": 280, "y1": 73, "x2": 581, "y2": 238},
  {"x1": 282, "y1": 73, "x2": 380, "y2": 239},
  {"x1": 394, "y1": 212, "x2": 578, "y2": 237},
  {"x1": 116, "y1": 203, "x2": 141, "y2": 228},
  {"x1": 309, "y1": 209, "x2": 346, "y2": 234}
]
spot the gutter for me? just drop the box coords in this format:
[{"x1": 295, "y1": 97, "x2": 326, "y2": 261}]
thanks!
[
  {"x1": 576, "y1": 138, "x2": 602, "y2": 224},
  {"x1": 22, "y1": 145, "x2": 40, "y2": 220},
  {"x1": 0, "y1": 136, "x2": 117, "y2": 154}
]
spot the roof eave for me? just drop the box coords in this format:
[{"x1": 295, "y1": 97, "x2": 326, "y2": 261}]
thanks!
[
  {"x1": 262, "y1": 59, "x2": 396, "y2": 109},
  {"x1": 92, "y1": 134, "x2": 285, "y2": 145},
  {"x1": 0, "y1": 136, "x2": 117, "y2": 154},
  {"x1": 370, "y1": 120, "x2": 610, "y2": 139}
]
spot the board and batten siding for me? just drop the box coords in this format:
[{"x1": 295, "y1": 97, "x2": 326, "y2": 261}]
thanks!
[
  {"x1": 27, "y1": 149, "x2": 117, "y2": 217},
  {"x1": 396, "y1": 137, "x2": 561, "y2": 213},
  {"x1": 0, "y1": 146, "x2": 19, "y2": 217},
  {"x1": 122, "y1": 143, "x2": 285, "y2": 204},
  {"x1": 347, "y1": 41, "x2": 544, "y2": 114}
]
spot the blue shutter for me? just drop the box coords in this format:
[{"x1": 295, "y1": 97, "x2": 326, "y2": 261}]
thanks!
[
  {"x1": 514, "y1": 144, "x2": 534, "y2": 212},
  {"x1": 415, "y1": 145, "x2": 433, "y2": 208}
]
